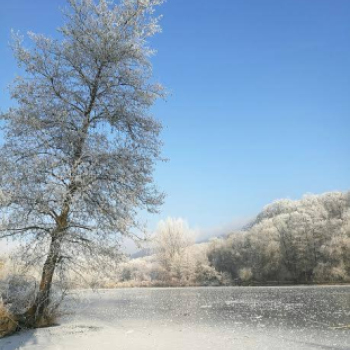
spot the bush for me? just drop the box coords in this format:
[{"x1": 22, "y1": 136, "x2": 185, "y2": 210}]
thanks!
[
  {"x1": 0, "y1": 274, "x2": 64, "y2": 331},
  {"x1": 239, "y1": 268, "x2": 253, "y2": 282},
  {"x1": 1, "y1": 275, "x2": 37, "y2": 317},
  {"x1": 0, "y1": 301, "x2": 18, "y2": 337}
]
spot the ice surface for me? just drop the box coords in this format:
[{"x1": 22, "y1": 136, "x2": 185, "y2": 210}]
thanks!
[{"x1": 0, "y1": 286, "x2": 349, "y2": 349}]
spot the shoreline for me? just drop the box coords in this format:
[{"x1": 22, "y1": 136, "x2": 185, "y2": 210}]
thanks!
[{"x1": 67, "y1": 283, "x2": 350, "y2": 293}]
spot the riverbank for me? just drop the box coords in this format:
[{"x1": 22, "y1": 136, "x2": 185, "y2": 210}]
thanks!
[{"x1": 96, "y1": 280, "x2": 350, "y2": 289}]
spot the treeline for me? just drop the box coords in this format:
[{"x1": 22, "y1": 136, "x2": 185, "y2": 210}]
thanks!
[
  {"x1": 115, "y1": 191, "x2": 350, "y2": 286},
  {"x1": 115, "y1": 219, "x2": 225, "y2": 287}
]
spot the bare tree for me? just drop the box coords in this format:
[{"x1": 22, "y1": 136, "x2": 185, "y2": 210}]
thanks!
[{"x1": 0, "y1": 0, "x2": 164, "y2": 327}]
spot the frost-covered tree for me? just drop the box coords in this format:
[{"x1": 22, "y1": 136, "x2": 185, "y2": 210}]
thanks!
[
  {"x1": 0, "y1": 0, "x2": 164, "y2": 327},
  {"x1": 153, "y1": 218, "x2": 195, "y2": 282},
  {"x1": 208, "y1": 191, "x2": 350, "y2": 284}
]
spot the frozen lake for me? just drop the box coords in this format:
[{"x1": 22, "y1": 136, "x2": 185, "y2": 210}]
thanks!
[{"x1": 1, "y1": 286, "x2": 350, "y2": 349}]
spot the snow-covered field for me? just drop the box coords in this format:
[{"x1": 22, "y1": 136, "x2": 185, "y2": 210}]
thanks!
[{"x1": 1, "y1": 286, "x2": 349, "y2": 350}]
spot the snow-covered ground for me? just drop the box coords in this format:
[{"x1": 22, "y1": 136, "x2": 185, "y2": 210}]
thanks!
[{"x1": 1, "y1": 286, "x2": 349, "y2": 350}]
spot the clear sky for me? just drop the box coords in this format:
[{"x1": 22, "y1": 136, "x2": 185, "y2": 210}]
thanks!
[{"x1": 1, "y1": 0, "x2": 350, "y2": 239}]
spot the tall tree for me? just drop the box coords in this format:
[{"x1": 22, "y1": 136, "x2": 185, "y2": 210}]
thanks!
[
  {"x1": 0, "y1": 0, "x2": 164, "y2": 327},
  {"x1": 153, "y1": 218, "x2": 194, "y2": 282}
]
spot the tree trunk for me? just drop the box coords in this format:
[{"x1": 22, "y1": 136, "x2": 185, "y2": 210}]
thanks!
[
  {"x1": 21, "y1": 103, "x2": 89, "y2": 328},
  {"x1": 21, "y1": 235, "x2": 61, "y2": 328}
]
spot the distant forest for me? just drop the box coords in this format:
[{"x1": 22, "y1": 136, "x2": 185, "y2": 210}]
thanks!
[{"x1": 112, "y1": 191, "x2": 350, "y2": 287}]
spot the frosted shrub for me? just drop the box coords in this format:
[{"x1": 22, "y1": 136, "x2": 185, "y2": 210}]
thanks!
[
  {"x1": 239, "y1": 268, "x2": 253, "y2": 282},
  {"x1": 0, "y1": 301, "x2": 18, "y2": 337},
  {"x1": 194, "y1": 263, "x2": 221, "y2": 286},
  {"x1": 0, "y1": 275, "x2": 37, "y2": 317},
  {"x1": 331, "y1": 265, "x2": 348, "y2": 282}
]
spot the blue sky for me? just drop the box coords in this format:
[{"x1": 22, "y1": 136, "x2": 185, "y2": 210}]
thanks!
[{"x1": 1, "y1": 0, "x2": 350, "y2": 238}]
